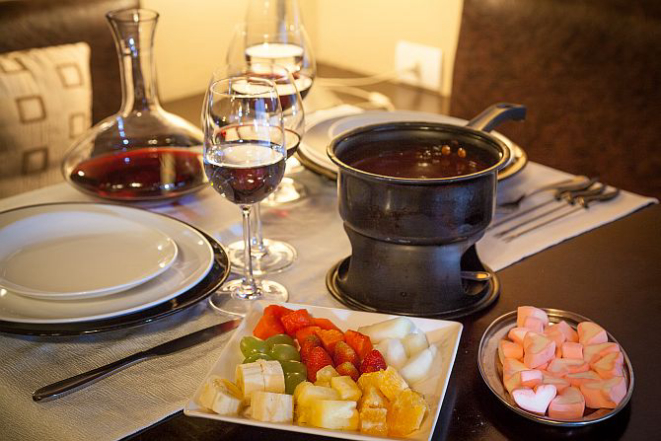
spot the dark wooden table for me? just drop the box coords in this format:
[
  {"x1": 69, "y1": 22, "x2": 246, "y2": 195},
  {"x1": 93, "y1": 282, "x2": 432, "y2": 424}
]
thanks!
[{"x1": 139, "y1": 65, "x2": 661, "y2": 440}]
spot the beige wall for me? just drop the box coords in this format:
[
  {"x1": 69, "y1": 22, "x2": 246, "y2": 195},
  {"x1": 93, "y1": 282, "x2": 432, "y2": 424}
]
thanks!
[{"x1": 144, "y1": 0, "x2": 463, "y2": 101}]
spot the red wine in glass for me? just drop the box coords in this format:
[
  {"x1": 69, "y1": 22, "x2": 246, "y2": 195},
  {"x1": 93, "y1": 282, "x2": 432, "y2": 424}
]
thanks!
[
  {"x1": 69, "y1": 147, "x2": 205, "y2": 201},
  {"x1": 204, "y1": 141, "x2": 286, "y2": 205}
]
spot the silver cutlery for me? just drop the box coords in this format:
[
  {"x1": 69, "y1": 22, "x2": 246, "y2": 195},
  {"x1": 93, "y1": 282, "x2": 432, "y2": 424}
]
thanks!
[
  {"x1": 490, "y1": 177, "x2": 599, "y2": 229},
  {"x1": 496, "y1": 175, "x2": 592, "y2": 214},
  {"x1": 501, "y1": 188, "x2": 620, "y2": 242},
  {"x1": 32, "y1": 318, "x2": 242, "y2": 402}
]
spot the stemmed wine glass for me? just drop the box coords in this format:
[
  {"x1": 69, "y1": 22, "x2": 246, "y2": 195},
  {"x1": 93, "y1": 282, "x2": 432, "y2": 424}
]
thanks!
[
  {"x1": 203, "y1": 77, "x2": 288, "y2": 316},
  {"x1": 214, "y1": 62, "x2": 305, "y2": 275},
  {"x1": 228, "y1": 20, "x2": 315, "y2": 205}
]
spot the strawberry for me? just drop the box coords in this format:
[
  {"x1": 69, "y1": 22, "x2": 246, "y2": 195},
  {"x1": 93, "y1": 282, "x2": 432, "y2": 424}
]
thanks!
[
  {"x1": 280, "y1": 309, "x2": 315, "y2": 336},
  {"x1": 333, "y1": 341, "x2": 360, "y2": 368},
  {"x1": 264, "y1": 304, "x2": 294, "y2": 320},
  {"x1": 300, "y1": 334, "x2": 322, "y2": 364},
  {"x1": 360, "y1": 349, "x2": 387, "y2": 374},
  {"x1": 305, "y1": 346, "x2": 334, "y2": 382},
  {"x1": 315, "y1": 328, "x2": 345, "y2": 355},
  {"x1": 295, "y1": 325, "x2": 321, "y2": 344},
  {"x1": 336, "y1": 361, "x2": 360, "y2": 382},
  {"x1": 344, "y1": 330, "x2": 374, "y2": 361}
]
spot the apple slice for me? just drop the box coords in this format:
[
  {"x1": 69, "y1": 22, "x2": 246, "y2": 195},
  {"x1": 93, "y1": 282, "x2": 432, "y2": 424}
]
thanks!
[
  {"x1": 580, "y1": 376, "x2": 627, "y2": 409},
  {"x1": 566, "y1": 370, "x2": 602, "y2": 387},
  {"x1": 591, "y1": 352, "x2": 624, "y2": 379},
  {"x1": 561, "y1": 342, "x2": 583, "y2": 360},
  {"x1": 577, "y1": 322, "x2": 608, "y2": 346},
  {"x1": 548, "y1": 387, "x2": 585, "y2": 420},
  {"x1": 583, "y1": 342, "x2": 620, "y2": 364},
  {"x1": 512, "y1": 385, "x2": 557, "y2": 415},
  {"x1": 498, "y1": 340, "x2": 523, "y2": 364},
  {"x1": 517, "y1": 306, "x2": 549, "y2": 328},
  {"x1": 508, "y1": 327, "x2": 530, "y2": 346},
  {"x1": 546, "y1": 358, "x2": 590, "y2": 377},
  {"x1": 523, "y1": 332, "x2": 556, "y2": 369}
]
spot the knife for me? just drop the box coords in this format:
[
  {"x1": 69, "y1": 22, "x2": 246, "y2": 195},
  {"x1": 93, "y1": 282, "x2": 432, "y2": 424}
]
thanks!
[{"x1": 32, "y1": 318, "x2": 242, "y2": 402}]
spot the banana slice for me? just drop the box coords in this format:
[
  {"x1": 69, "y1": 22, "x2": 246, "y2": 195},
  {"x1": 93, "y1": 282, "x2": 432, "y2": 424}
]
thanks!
[
  {"x1": 197, "y1": 376, "x2": 243, "y2": 416},
  {"x1": 258, "y1": 359, "x2": 286, "y2": 394},
  {"x1": 251, "y1": 391, "x2": 293, "y2": 423},
  {"x1": 236, "y1": 362, "x2": 265, "y2": 404}
]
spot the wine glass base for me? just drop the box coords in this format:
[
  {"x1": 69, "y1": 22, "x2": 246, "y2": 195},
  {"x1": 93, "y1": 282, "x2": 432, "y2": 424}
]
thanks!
[
  {"x1": 227, "y1": 238, "x2": 297, "y2": 276},
  {"x1": 208, "y1": 279, "x2": 289, "y2": 316},
  {"x1": 261, "y1": 177, "x2": 307, "y2": 206}
]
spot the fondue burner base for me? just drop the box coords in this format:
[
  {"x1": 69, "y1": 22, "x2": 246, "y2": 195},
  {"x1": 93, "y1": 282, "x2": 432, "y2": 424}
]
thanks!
[{"x1": 326, "y1": 256, "x2": 500, "y2": 320}]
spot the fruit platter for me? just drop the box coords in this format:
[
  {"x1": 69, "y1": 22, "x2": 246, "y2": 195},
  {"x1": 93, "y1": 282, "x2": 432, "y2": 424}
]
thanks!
[
  {"x1": 185, "y1": 302, "x2": 463, "y2": 440},
  {"x1": 477, "y1": 306, "x2": 634, "y2": 427}
]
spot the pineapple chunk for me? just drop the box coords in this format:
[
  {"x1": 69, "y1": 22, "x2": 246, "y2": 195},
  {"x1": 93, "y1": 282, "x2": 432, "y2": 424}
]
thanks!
[
  {"x1": 295, "y1": 404, "x2": 311, "y2": 425},
  {"x1": 251, "y1": 391, "x2": 293, "y2": 423},
  {"x1": 296, "y1": 384, "x2": 340, "y2": 407},
  {"x1": 309, "y1": 400, "x2": 359, "y2": 430},
  {"x1": 387, "y1": 389, "x2": 429, "y2": 436},
  {"x1": 377, "y1": 366, "x2": 409, "y2": 402},
  {"x1": 315, "y1": 365, "x2": 340, "y2": 383},
  {"x1": 314, "y1": 380, "x2": 330, "y2": 388},
  {"x1": 357, "y1": 371, "x2": 384, "y2": 391},
  {"x1": 293, "y1": 381, "x2": 312, "y2": 401},
  {"x1": 331, "y1": 376, "x2": 363, "y2": 401},
  {"x1": 358, "y1": 385, "x2": 388, "y2": 410},
  {"x1": 359, "y1": 407, "x2": 388, "y2": 436}
]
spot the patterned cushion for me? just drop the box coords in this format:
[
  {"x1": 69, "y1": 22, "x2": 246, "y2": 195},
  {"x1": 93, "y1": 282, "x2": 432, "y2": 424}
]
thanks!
[{"x1": 0, "y1": 42, "x2": 92, "y2": 198}]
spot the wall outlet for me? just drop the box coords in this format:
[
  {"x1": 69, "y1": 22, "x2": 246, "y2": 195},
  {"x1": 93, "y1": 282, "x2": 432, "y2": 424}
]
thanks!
[{"x1": 395, "y1": 40, "x2": 442, "y2": 91}]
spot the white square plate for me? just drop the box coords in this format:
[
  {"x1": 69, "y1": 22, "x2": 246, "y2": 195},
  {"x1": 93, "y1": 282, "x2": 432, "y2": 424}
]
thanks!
[{"x1": 184, "y1": 302, "x2": 463, "y2": 440}]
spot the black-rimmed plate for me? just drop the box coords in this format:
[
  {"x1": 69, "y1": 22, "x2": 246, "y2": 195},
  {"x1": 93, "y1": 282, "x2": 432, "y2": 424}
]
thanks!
[{"x1": 477, "y1": 308, "x2": 634, "y2": 427}]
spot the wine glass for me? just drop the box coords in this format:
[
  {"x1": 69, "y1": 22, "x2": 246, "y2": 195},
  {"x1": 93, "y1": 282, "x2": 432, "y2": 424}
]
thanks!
[
  {"x1": 213, "y1": 62, "x2": 304, "y2": 275},
  {"x1": 203, "y1": 77, "x2": 288, "y2": 316},
  {"x1": 228, "y1": 20, "x2": 315, "y2": 204}
]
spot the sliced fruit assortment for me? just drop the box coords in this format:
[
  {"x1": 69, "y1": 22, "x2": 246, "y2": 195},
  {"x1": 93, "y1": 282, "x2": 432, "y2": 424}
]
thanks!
[
  {"x1": 500, "y1": 306, "x2": 628, "y2": 419},
  {"x1": 197, "y1": 305, "x2": 439, "y2": 437}
]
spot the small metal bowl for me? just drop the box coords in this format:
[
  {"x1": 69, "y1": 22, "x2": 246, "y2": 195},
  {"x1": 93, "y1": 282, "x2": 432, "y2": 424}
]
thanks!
[{"x1": 477, "y1": 308, "x2": 634, "y2": 427}]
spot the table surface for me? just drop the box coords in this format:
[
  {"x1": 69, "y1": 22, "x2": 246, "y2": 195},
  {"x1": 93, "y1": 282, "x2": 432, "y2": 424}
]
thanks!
[{"x1": 131, "y1": 66, "x2": 661, "y2": 440}]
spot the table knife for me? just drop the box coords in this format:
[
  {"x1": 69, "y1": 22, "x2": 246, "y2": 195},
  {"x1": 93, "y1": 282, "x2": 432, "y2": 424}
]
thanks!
[{"x1": 32, "y1": 318, "x2": 242, "y2": 402}]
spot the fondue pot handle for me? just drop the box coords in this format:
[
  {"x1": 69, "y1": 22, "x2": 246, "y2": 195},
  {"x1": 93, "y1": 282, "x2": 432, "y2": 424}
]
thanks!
[{"x1": 465, "y1": 103, "x2": 527, "y2": 133}]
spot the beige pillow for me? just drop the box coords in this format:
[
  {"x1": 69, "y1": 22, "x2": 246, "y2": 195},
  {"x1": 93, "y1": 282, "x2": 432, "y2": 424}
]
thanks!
[{"x1": 0, "y1": 42, "x2": 92, "y2": 198}]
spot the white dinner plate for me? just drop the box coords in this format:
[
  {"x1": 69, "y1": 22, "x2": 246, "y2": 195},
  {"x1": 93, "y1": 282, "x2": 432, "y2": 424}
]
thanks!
[
  {"x1": 298, "y1": 109, "x2": 527, "y2": 181},
  {"x1": 0, "y1": 209, "x2": 178, "y2": 300},
  {"x1": 185, "y1": 301, "x2": 463, "y2": 441},
  {"x1": 0, "y1": 204, "x2": 214, "y2": 323}
]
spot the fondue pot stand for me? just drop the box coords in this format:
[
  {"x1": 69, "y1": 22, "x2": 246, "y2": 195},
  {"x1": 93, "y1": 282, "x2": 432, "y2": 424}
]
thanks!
[{"x1": 326, "y1": 103, "x2": 526, "y2": 319}]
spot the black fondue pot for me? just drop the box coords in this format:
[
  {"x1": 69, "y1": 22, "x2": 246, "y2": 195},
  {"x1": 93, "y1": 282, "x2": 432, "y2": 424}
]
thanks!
[{"x1": 327, "y1": 103, "x2": 526, "y2": 318}]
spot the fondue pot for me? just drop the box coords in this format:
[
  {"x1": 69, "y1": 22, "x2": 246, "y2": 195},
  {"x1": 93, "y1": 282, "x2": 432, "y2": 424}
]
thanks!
[{"x1": 326, "y1": 103, "x2": 526, "y2": 318}]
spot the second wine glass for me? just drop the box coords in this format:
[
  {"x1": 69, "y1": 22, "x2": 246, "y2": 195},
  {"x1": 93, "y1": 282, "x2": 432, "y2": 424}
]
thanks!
[{"x1": 203, "y1": 77, "x2": 288, "y2": 316}]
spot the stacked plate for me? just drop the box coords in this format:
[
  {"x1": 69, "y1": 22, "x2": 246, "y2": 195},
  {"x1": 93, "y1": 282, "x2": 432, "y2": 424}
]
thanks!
[
  {"x1": 0, "y1": 203, "x2": 230, "y2": 336},
  {"x1": 297, "y1": 108, "x2": 528, "y2": 181}
]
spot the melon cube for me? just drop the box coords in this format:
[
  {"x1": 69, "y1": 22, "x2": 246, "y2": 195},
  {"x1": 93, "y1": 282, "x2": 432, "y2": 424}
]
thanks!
[
  {"x1": 331, "y1": 376, "x2": 362, "y2": 401},
  {"x1": 359, "y1": 407, "x2": 388, "y2": 436},
  {"x1": 309, "y1": 400, "x2": 359, "y2": 430},
  {"x1": 387, "y1": 389, "x2": 429, "y2": 436},
  {"x1": 402, "y1": 332, "x2": 429, "y2": 357}
]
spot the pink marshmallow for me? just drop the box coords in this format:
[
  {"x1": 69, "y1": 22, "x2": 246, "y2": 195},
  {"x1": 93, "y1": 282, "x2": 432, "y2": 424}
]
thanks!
[
  {"x1": 551, "y1": 320, "x2": 579, "y2": 343},
  {"x1": 512, "y1": 384, "x2": 557, "y2": 415},
  {"x1": 498, "y1": 340, "x2": 524, "y2": 364},
  {"x1": 583, "y1": 342, "x2": 620, "y2": 364},
  {"x1": 517, "y1": 306, "x2": 549, "y2": 328},
  {"x1": 523, "y1": 332, "x2": 556, "y2": 369},
  {"x1": 523, "y1": 316, "x2": 545, "y2": 333},
  {"x1": 561, "y1": 342, "x2": 584, "y2": 360},
  {"x1": 566, "y1": 370, "x2": 602, "y2": 387},
  {"x1": 542, "y1": 374, "x2": 571, "y2": 393},
  {"x1": 548, "y1": 387, "x2": 585, "y2": 420},
  {"x1": 520, "y1": 370, "x2": 543, "y2": 388},
  {"x1": 545, "y1": 325, "x2": 567, "y2": 357},
  {"x1": 591, "y1": 352, "x2": 624, "y2": 379},
  {"x1": 577, "y1": 322, "x2": 608, "y2": 346},
  {"x1": 502, "y1": 357, "x2": 527, "y2": 378},
  {"x1": 547, "y1": 358, "x2": 590, "y2": 377},
  {"x1": 508, "y1": 327, "x2": 530, "y2": 346},
  {"x1": 580, "y1": 377, "x2": 627, "y2": 409}
]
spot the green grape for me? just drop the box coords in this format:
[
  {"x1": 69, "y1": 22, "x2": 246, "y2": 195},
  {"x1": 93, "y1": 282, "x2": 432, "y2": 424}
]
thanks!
[
  {"x1": 269, "y1": 343, "x2": 301, "y2": 362},
  {"x1": 239, "y1": 336, "x2": 269, "y2": 357},
  {"x1": 265, "y1": 334, "x2": 296, "y2": 348},
  {"x1": 284, "y1": 372, "x2": 307, "y2": 395},
  {"x1": 279, "y1": 360, "x2": 307, "y2": 377},
  {"x1": 242, "y1": 353, "x2": 273, "y2": 363}
]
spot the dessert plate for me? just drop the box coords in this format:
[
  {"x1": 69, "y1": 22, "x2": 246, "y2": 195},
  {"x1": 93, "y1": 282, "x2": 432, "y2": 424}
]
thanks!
[
  {"x1": 477, "y1": 308, "x2": 634, "y2": 427},
  {"x1": 185, "y1": 301, "x2": 463, "y2": 441},
  {"x1": 0, "y1": 208, "x2": 178, "y2": 300},
  {"x1": 298, "y1": 109, "x2": 528, "y2": 181},
  {"x1": 0, "y1": 203, "x2": 214, "y2": 323}
]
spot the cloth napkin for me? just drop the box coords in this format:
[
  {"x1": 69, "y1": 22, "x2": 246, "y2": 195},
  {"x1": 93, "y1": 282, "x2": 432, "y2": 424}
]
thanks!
[{"x1": 0, "y1": 108, "x2": 656, "y2": 440}]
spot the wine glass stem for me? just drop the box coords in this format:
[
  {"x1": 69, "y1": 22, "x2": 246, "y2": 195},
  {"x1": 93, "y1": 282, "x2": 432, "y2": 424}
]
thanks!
[
  {"x1": 251, "y1": 203, "x2": 267, "y2": 254},
  {"x1": 239, "y1": 205, "x2": 259, "y2": 299}
]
